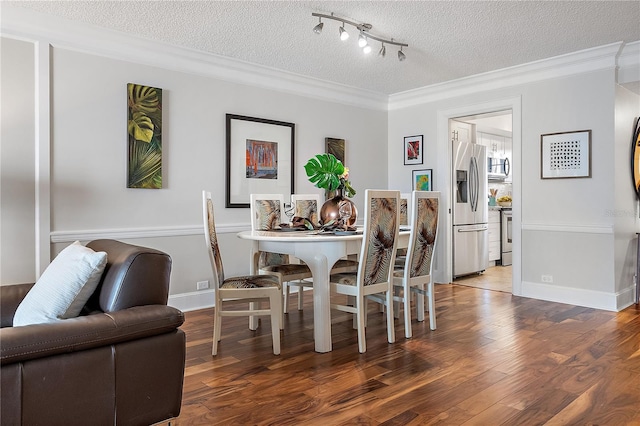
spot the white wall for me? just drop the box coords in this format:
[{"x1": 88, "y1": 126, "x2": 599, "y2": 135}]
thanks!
[
  {"x1": 3, "y1": 38, "x2": 388, "y2": 312},
  {"x1": 614, "y1": 85, "x2": 640, "y2": 306},
  {"x1": 388, "y1": 66, "x2": 636, "y2": 311},
  {"x1": 1, "y1": 37, "x2": 36, "y2": 284}
]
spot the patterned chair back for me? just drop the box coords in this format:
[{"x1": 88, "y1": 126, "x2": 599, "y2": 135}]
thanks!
[
  {"x1": 399, "y1": 193, "x2": 410, "y2": 227},
  {"x1": 250, "y1": 194, "x2": 288, "y2": 267},
  {"x1": 407, "y1": 191, "x2": 439, "y2": 279},
  {"x1": 360, "y1": 190, "x2": 400, "y2": 286},
  {"x1": 291, "y1": 194, "x2": 321, "y2": 228},
  {"x1": 202, "y1": 191, "x2": 225, "y2": 286},
  {"x1": 250, "y1": 194, "x2": 283, "y2": 231}
]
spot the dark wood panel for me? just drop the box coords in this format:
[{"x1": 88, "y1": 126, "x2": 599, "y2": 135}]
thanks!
[{"x1": 173, "y1": 284, "x2": 640, "y2": 425}]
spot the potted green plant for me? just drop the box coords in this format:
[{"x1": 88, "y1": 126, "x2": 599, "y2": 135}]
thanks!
[{"x1": 304, "y1": 153, "x2": 357, "y2": 225}]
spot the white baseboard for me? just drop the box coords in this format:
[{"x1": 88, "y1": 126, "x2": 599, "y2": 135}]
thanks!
[
  {"x1": 167, "y1": 286, "x2": 310, "y2": 313},
  {"x1": 168, "y1": 289, "x2": 215, "y2": 312},
  {"x1": 520, "y1": 281, "x2": 634, "y2": 312}
]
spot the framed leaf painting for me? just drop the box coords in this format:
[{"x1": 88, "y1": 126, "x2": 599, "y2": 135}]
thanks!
[{"x1": 127, "y1": 83, "x2": 163, "y2": 189}]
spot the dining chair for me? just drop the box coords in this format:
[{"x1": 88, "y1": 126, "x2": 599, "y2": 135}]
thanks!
[
  {"x1": 329, "y1": 189, "x2": 400, "y2": 353},
  {"x1": 202, "y1": 191, "x2": 282, "y2": 356},
  {"x1": 250, "y1": 194, "x2": 313, "y2": 322},
  {"x1": 392, "y1": 190, "x2": 439, "y2": 337},
  {"x1": 395, "y1": 193, "x2": 411, "y2": 263},
  {"x1": 286, "y1": 194, "x2": 359, "y2": 313}
]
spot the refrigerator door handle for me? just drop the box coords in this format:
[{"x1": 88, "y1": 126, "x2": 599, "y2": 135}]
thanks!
[
  {"x1": 457, "y1": 226, "x2": 488, "y2": 232},
  {"x1": 469, "y1": 157, "x2": 478, "y2": 212}
]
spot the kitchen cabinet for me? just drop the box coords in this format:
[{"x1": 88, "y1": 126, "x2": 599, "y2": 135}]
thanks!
[
  {"x1": 450, "y1": 120, "x2": 475, "y2": 143},
  {"x1": 488, "y1": 209, "x2": 501, "y2": 263}
]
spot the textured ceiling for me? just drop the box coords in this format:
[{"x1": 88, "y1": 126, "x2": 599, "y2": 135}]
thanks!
[{"x1": 7, "y1": 1, "x2": 640, "y2": 95}]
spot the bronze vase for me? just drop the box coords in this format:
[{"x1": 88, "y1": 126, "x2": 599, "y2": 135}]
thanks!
[{"x1": 320, "y1": 189, "x2": 357, "y2": 226}]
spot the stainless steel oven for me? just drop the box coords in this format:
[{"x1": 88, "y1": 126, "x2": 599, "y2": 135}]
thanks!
[{"x1": 501, "y1": 208, "x2": 512, "y2": 266}]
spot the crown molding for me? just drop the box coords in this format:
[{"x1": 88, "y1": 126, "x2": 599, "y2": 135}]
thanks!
[
  {"x1": 617, "y1": 40, "x2": 640, "y2": 85},
  {"x1": 0, "y1": 5, "x2": 389, "y2": 111},
  {"x1": 389, "y1": 42, "x2": 625, "y2": 110},
  {"x1": 2, "y1": 6, "x2": 637, "y2": 114}
]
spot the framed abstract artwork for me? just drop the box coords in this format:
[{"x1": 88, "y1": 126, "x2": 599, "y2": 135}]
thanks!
[
  {"x1": 541, "y1": 130, "x2": 591, "y2": 179},
  {"x1": 326, "y1": 137, "x2": 345, "y2": 163},
  {"x1": 404, "y1": 135, "x2": 423, "y2": 165},
  {"x1": 412, "y1": 169, "x2": 433, "y2": 191},
  {"x1": 226, "y1": 114, "x2": 295, "y2": 208}
]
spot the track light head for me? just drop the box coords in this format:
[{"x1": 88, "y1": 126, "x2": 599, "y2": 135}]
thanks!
[
  {"x1": 313, "y1": 18, "x2": 324, "y2": 34},
  {"x1": 398, "y1": 47, "x2": 406, "y2": 61},
  {"x1": 363, "y1": 44, "x2": 372, "y2": 54},
  {"x1": 339, "y1": 25, "x2": 349, "y2": 41},
  {"x1": 379, "y1": 44, "x2": 386, "y2": 58},
  {"x1": 358, "y1": 32, "x2": 367, "y2": 48}
]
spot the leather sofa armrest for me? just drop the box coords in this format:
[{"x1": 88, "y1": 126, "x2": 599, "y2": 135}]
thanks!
[
  {"x1": 0, "y1": 284, "x2": 35, "y2": 328},
  {"x1": 0, "y1": 305, "x2": 184, "y2": 365}
]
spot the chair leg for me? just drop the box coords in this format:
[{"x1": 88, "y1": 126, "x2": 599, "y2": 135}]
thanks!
[
  {"x1": 249, "y1": 302, "x2": 259, "y2": 330},
  {"x1": 427, "y1": 281, "x2": 436, "y2": 330},
  {"x1": 416, "y1": 283, "x2": 426, "y2": 322},
  {"x1": 283, "y1": 283, "x2": 290, "y2": 314},
  {"x1": 403, "y1": 281, "x2": 412, "y2": 339},
  {"x1": 393, "y1": 286, "x2": 401, "y2": 319},
  {"x1": 386, "y1": 288, "x2": 396, "y2": 344},
  {"x1": 297, "y1": 282, "x2": 304, "y2": 311},
  {"x1": 356, "y1": 294, "x2": 366, "y2": 353},
  {"x1": 269, "y1": 291, "x2": 282, "y2": 355},
  {"x1": 212, "y1": 307, "x2": 222, "y2": 356}
]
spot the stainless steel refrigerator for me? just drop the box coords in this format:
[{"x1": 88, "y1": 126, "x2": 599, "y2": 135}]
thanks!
[{"x1": 452, "y1": 140, "x2": 489, "y2": 278}]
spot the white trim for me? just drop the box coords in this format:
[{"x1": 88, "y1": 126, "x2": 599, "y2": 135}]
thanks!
[
  {"x1": 168, "y1": 289, "x2": 215, "y2": 312},
  {"x1": 389, "y1": 43, "x2": 622, "y2": 110},
  {"x1": 1, "y1": 5, "x2": 388, "y2": 111},
  {"x1": 521, "y1": 223, "x2": 614, "y2": 234},
  {"x1": 618, "y1": 41, "x2": 640, "y2": 85},
  {"x1": 35, "y1": 41, "x2": 51, "y2": 277},
  {"x1": 50, "y1": 223, "x2": 250, "y2": 243},
  {"x1": 521, "y1": 280, "x2": 626, "y2": 312},
  {"x1": 436, "y1": 96, "x2": 523, "y2": 297}
]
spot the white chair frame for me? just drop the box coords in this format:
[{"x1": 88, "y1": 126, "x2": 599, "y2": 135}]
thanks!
[
  {"x1": 203, "y1": 191, "x2": 282, "y2": 355},
  {"x1": 330, "y1": 189, "x2": 400, "y2": 353},
  {"x1": 394, "y1": 190, "x2": 439, "y2": 337}
]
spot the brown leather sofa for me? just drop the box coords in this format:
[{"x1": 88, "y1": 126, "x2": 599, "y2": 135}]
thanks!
[{"x1": 0, "y1": 239, "x2": 186, "y2": 426}]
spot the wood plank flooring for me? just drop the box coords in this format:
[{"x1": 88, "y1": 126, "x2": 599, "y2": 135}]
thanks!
[
  {"x1": 454, "y1": 266, "x2": 513, "y2": 293},
  {"x1": 174, "y1": 284, "x2": 640, "y2": 425}
]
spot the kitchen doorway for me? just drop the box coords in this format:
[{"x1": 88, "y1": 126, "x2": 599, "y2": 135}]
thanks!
[{"x1": 450, "y1": 110, "x2": 514, "y2": 293}]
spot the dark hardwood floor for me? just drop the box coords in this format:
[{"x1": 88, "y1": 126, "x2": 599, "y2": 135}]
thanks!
[{"x1": 174, "y1": 284, "x2": 640, "y2": 425}]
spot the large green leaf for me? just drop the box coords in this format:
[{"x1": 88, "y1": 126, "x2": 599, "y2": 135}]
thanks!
[
  {"x1": 128, "y1": 111, "x2": 154, "y2": 143},
  {"x1": 128, "y1": 84, "x2": 159, "y2": 113},
  {"x1": 304, "y1": 153, "x2": 344, "y2": 191},
  {"x1": 128, "y1": 139, "x2": 162, "y2": 188}
]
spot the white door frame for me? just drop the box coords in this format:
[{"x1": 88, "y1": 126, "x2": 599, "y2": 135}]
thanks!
[{"x1": 436, "y1": 96, "x2": 522, "y2": 296}]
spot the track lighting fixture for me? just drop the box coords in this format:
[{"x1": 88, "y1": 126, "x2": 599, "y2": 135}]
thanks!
[
  {"x1": 398, "y1": 46, "x2": 406, "y2": 61},
  {"x1": 313, "y1": 16, "x2": 324, "y2": 34},
  {"x1": 339, "y1": 25, "x2": 349, "y2": 41},
  {"x1": 358, "y1": 32, "x2": 367, "y2": 48},
  {"x1": 312, "y1": 12, "x2": 408, "y2": 61},
  {"x1": 378, "y1": 44, "x2": 386, "y2": 58}
]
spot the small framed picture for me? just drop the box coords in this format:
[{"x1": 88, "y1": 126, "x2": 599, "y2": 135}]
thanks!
[
  {"x1": 404, "y1": 135, "x2": 423, "y2": 165},
  {"x1": 541, "y1": 130, "x2": 591, "y2": 179},
  {"x1": 412, "y1": 169, "x2": 433, "y2": 191}
]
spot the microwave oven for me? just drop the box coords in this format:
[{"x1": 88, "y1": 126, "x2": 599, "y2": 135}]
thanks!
[{"x1": 488, "y1": 156, "x2": 510, "y2": 181}]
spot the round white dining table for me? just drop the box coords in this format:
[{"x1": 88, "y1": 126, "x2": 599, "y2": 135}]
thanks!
[{"x1": 237, "y1": 229, "x2": 409, "y2": 353}]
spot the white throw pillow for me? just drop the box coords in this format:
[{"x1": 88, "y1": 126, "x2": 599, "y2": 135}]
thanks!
[{"x1": 13, "y1": 241, "x2": 108, "y2": 326}]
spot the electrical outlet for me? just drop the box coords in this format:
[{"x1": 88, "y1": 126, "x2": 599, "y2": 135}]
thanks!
[
  {"x1": 196, "y1": 280, "x2": 210, "y2": 290},
  {"x1": 541, "y1": 275, "x2": 553, "y2": 283}
]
